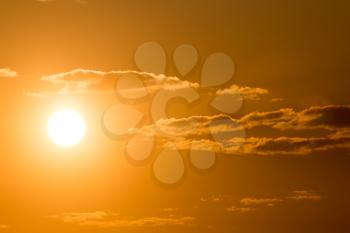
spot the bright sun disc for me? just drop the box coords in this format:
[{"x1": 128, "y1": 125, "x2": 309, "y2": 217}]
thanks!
[{"x1": 48, "y1": 109, "x2": 86, "y2": 147}]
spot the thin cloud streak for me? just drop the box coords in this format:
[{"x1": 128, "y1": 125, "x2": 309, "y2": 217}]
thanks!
[
  {"x1": 48, "y1": 212, "x2": 195, "y2": 228},
  {"x1": 227, "y1": 190, "x2": 322, "y2": 214},
  {"x1": 216, "y1": 84, "x2": 269, "y2": 101}
]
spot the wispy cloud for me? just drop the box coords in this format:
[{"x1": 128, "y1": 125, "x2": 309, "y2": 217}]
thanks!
[
  {"x1": 288, "y1": 190, "x2": 322, "y2": 201},
  {"x1": 48, "y1": 212, "x2": 195, "y2": 228},
  {"x1": 240, "y1": 197, "x2": 283, "y2": 207},
  {"x1": 226, "y1": 190, "x2": 322, "y2": 214},
  {"x1": 0, "y1": 68, "x2": 18, "y2": 78},
  {"x1": 231, "y1": 135, "x2": 350, "y2": 156},
  {"x1": 136, "y1": 114, "x2": 243, "y2": 138},
  {"x1": 200, "y1": 194, "x2": 227, "y2": 203},
  {"x1": 240, "y1": 105, "x2": 350, "y2": 131},
  {"x1": 30, "y1": 69, "x2": 272, "y2": 101},
  {"x1": 226, "y1": 206, "x2": 256, "y2": 213},
  {"x1": 216, "y1": 84, "x2": 269, "y2": 101},
  {"x1": 29, "y1": 69, "x2": 199, "y2": 98},
  {"x1": 164, "y1": 135, "x2": 350, "y2": 156}
]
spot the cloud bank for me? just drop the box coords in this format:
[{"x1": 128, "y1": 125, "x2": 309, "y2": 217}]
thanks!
[{"x1": 130, "y1": 105, "x2": 350, "y2": 156}]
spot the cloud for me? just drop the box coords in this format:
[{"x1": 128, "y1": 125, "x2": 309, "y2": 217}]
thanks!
[
  {"x1": 32, "y1": 68, "x2": 350, "y2": 157},
  {"x1": 271, "y1": 98, "x2": 284, "y2": 102},
  {"x1": 240, "y1": 197, "x2": 283, "y2": 207},
  {"x1": 137, "y1": 114, "x2": 243, "y2": 138},
  {"x1": 42, "y1": 69, "x2": 199, "y2": 91},
  {"x1": 41, "y1": 69, "x2": 106, "y2": 88},
  {"x1": 216, "y1": 84, "x2": 269, "y2": 101},
  {"x1": 227, "y1": 190, "x2": 322, "y2": 214},
  {"x1": 296, "y1": 105, "x2": 350, "y2": 130},
  {"x1": 227, "y1": 197, "x2": 283, "y2": 213},
  {"x1": 132, "y1": 106, "x2": 350, "y2": 156},
  {"x1": 149, "y1": 105, "x2": 346, "y2": 156},
  {"x1": 136, "y1": 109, "x2": 301, "y2": 140},
  {"x1": 168, "y1": 135, "x2": 350, "y2": 156},
  {"x1": 238, "y1": 108, "x2": 296, "y2": 129},
  {"x1": 48, "y1": 212, "x2": 195, "y2": 228},
  {"x1": 288, "y1": 190, "x2": 322, "y2": 201},
  {"x1": 163, "y1": 208, "x2": 180, "y2": 213},
  {"x1": 0, "y1": 68, "x2": 18, "y2": 78},
  {"x1": 49, "y1": 211, "x2": 108, "y2": 223},
  {"x1": 226, "y1": 206, "x2": 256, "y2": 213},
  {"x1": 200, "y1": 195, "x2": 227, "y2": 203},
  {"x1": 233, "y1": 135, "x2": 350, "y2": 156},
  {"x1": 32, "y1": 69, "x2": 271, "y2": 100},
  {"x1": 240, "y1": 105, "x2": 350, "y2": 131},
  {"x1": 31, "y1": 69, "x2": 199, "y2": 97}
]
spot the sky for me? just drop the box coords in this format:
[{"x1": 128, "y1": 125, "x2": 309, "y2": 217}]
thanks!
[{"x1": 0, "y1": 0, "x2": 350, "y2": 232}]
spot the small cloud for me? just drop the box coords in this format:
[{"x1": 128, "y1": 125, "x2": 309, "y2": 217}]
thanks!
[
  {"x1": 227, "y1": 206, "x2": 256, "y2": 213},
  {"x1": 216, "y1": 84, "x2": 269, "y2": 101},
  {"x1": 200, "y1": 195, "x2": 226, "y2": 203},
  {"x1": 271, "y1": 98, "x2": 284, "y2": 102},
  {"x1": 0, "y1": 68, "x2": 18, "y2": 78},
  {"x1": 227, "y1": 190, "x2": 322, "y2": 214},
  {"x1": 288, "y1": 190, "x2": 322, "y2": 201},
  {"x1": 48, "y1": 211, "x2": 109, "y2": 223},
  {"x1": 240, "y1": 197, "x2": 283, "y2": 207},
  {"x1": 137, "y1": 114, "x2": 243, "y2": 139}
]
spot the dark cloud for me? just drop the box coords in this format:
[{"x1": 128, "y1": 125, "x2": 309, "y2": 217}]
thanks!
[
  {"x1": 299, "y1": 105, "x2": 350, "y2": 129},
  {"x1": 32, "y1": 69, "x2": 199, "y2": 97},
  {"x1": 242, "y1": 135, "x2": 350, "y2": 156},
  {"x1": 138, "y1": 114, "x2": 243, "y2": 139},
  {"x1": 240, "y1": 105, "x2": 350, "y2": 131},
  {"x1": 171, "y1": 135, "x2": 350, "y2": 156}
]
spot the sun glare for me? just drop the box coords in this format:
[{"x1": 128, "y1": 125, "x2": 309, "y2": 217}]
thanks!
[{"x1": 48, "y1": 109, "x2": 86, "y2": 147}]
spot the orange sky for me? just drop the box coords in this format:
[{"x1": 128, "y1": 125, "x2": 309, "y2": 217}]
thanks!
[{"x1": 0, "y1": 0, "x2": 350, "y2": 232}]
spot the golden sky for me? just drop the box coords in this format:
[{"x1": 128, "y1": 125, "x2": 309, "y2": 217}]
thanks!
[{"x1": 0, "y1": 0, "x2": 350, "y2": 232}]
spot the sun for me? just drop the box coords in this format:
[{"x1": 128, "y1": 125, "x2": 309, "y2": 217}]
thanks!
[{"x1": 48, "y1": 109, "x2": 86, "y2": 147}]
